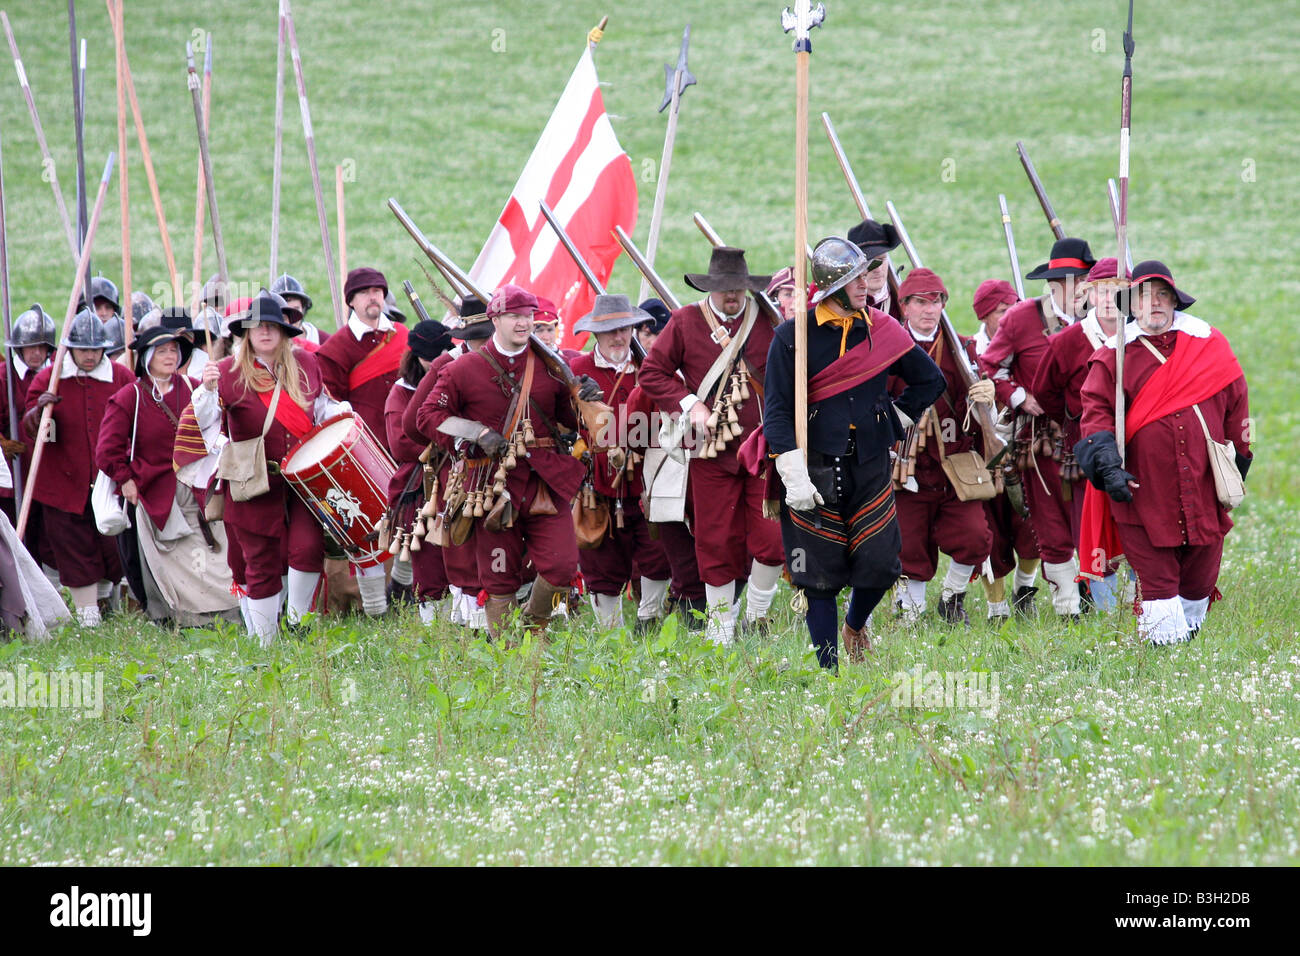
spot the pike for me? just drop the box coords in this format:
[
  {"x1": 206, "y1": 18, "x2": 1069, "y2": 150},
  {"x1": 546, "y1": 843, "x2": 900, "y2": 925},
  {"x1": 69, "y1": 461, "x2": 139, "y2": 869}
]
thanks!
[
  {"x1": 692, "y1": 211, "x2": 785, "y2": 328},
  {"x1": 821, "y1": 111, "x2": 903, "y2": 307},
  {"x1": 0, "y1": 124, "x2": 20, "y2": 504},
  {"x1": 336, "y1": 165, "x2": 347, "y2": 280},
  {"x1": 1107, "y1": 179, "x2": 1134, "y2": 274},
  {"x1": 284, "y1": 0, "x2": 343, "y2": 329},
  {"x1": 885, "y1": 200, "x2": 1006, "y2": 464},
  {"x1": 110, "y1": 0, "x2": 131, "y2": 352},
  {"x1": 69, "y1": 10, "x2": 90, "y2": 297},
  {"x1": 782, "y1": 0, "x2": 823, "y2": 457},
  {"x1": 1, "y1": 11, "x2": 78, "y2": 261},
  {"x1": 106, "y1": 0, "x2": 180, "y2": 302},
  {"x1": 190, "y1": 38, "x2": 212, "y2": 323},
  {"x1": 998, "y1": 194, "x2": 1026, "y2": 299},
  {"x1": 1114, "y1": 0, "x2": 1136, "y2": 463},
  {"x1": 1015, "y1": 140, "x2": 1067, "y2": 240},
  {"x1": 537, "y1": 200, "x2": 646, "y2": 361},
  {"x1": 638, "y1": 24, "x2": 696, "y2": 302},
  {"x1": 387, "y1": 198, "x2": 615, "y2": 443},
  {"x1": 18, "y1": 152, "x2": 114, "y2": 539},
  {"x1": 269, "y1": 0, "x2": 286, "y2": 282},
  {"x1": 186, "y1": 42, "x2": 221, "y2": 352},
  {"x1": 613, "y1": 225, "x2": 680, "y2": 310}
]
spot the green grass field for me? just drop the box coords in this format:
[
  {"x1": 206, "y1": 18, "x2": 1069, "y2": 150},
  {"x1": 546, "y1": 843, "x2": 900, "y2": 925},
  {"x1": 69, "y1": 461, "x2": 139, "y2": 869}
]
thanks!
[{"x1": 1, "y1": 0, "x2": 1298, "y2": 865}]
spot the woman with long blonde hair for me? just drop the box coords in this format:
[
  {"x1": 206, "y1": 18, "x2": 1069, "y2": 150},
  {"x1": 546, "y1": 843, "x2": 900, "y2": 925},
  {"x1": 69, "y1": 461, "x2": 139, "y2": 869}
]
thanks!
[{"x1": 191, "y1": 293, "x2": 350, "y2": 644}]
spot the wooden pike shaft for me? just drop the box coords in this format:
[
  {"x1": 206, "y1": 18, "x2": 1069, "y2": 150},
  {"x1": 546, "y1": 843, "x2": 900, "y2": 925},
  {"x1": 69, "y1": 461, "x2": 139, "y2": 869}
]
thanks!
[
  {"x1": 18, "y1": 152, "x2": 114, "y2": 538},
  {"x1": 336, "y1": 165, "x2": 346, "y2": 280},
  {"x1": 70, "y1": 10, "x2": 90, "y2": 296},
  {"x1": 187, "y1": 42, "x2": 227, "y2": 334},
  {"x1": 1, "y1": 11, "x2": 78, "y2": 261},
  {"x1": 792, "y1": 48, "x2": 810, "y2": 455},
  {"x1": 1116, "y1": 77, "x2": 1132, "y2": 464},
  {"x1": 640, "y1": 68, "x2": 682, "y2": 303},
  {"x1": 284, "y1": 1, "x2": 343, "y2": 329},
  {"x1": 191, "y1": 39, "x2": 212, "y2": 323},
  {"x1": 269, "y1": 0, "x2": 286, "y2": 283},
  {"x1": 112, "y1": 0, "x2": 131, "y2": 350},
  {"x1": 0, "y1": 125, "x2": 21, "y2": 505},
  {"x1": 108, "y1": 0, "x2": 180, "y2": 299},
  {"x1": 1107, "y1": 179, "x2": 1134, "y2": 273}
]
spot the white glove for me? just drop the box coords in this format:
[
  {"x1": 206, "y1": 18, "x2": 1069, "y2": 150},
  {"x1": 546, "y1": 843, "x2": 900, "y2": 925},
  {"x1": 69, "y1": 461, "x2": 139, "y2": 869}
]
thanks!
[
  {"x1": 775, "y1": 449, "x2": 824, "y2": 512},
  {"x1": 893, "y1": 403, "x2": 914, "y2": 429},
  {"x1": 967, "y1": 378, "x2": 996, "y2": 406}
]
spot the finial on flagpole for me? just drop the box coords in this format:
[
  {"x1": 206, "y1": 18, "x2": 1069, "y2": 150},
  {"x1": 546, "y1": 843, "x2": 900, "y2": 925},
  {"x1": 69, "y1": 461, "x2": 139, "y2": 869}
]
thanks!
[{"x1": 588, "y1": 15, "x2": 609, "y2": 49}]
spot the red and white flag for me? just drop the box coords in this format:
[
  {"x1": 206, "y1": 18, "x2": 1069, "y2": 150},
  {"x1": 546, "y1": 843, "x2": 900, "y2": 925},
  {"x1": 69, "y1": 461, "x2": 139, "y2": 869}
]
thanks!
[{"x1": 467, "y1": 47, "x2": 637, "y2": 350}]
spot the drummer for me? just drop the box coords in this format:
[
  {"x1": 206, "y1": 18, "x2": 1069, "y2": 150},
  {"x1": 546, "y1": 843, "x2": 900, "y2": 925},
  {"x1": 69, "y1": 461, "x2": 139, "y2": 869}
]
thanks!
[{"x1": 192, "y1": 292, "x2": 353, "y2": 644}]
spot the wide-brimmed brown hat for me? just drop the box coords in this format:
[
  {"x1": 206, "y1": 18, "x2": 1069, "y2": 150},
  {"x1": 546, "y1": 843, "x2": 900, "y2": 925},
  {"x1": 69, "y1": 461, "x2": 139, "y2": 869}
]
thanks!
[
  {"x1": 573, "y1": 294, "x2": 652, "y2": 335},
  {"x1": 684, "y1": 246, "x2": 771, "y2": 293}
]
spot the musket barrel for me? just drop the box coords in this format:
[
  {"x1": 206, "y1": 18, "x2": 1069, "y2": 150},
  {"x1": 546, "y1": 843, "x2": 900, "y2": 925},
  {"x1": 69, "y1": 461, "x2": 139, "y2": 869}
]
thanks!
[
  {"x1": 614, "y1": 225, "x2": 681, "y2": 310},
  {"x1": 1016, "y1": 140, "x2": 1067, "y2": 240},
  {"x1": 998, "y1": 194, "x2": 1026, "y2": 299},
  {"x1": 388, "y1": 199, "x2": 489, "y2": 302},
  {"x1": 538, "y1": 200, "x2": 605, "y2": 294}
]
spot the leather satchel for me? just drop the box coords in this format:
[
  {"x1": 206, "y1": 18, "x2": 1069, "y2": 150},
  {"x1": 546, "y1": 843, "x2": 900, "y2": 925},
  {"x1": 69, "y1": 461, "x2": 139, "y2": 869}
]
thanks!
[
  {"x1": 217, "y1": 383, "x2": 281, "y2": 502},
  {"x1": 572, "y1": 494, "x2": 610, "y2": 549}
]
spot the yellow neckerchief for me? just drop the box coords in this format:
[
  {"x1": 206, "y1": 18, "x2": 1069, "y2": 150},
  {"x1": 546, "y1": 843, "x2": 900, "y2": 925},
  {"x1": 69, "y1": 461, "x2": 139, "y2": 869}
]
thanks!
[{"x1": 814, "y1": 298, "x2": 873, "y2": 358}]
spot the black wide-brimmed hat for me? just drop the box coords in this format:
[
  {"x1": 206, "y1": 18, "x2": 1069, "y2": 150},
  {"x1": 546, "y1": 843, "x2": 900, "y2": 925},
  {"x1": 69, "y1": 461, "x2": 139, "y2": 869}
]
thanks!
[
  {"x1": 684, "y1": 246, "x2": 771, "y2": 293},
  {"x1": 574, "y1": 294, "x2": 652, "y2": 335},
  {"x1": 230, "y1": 291, "x2": 304, "y2": 338},
  {"x1": 133, "y1": 324, "x2": 194, "y2": 377},
  {"x1": 1025, "y1": 237, "x2": 1097, "y2": 281},
  {"x1": 637, "y1": 298, "x2": 672, "y2": 334},
  {"x1": 1120, "y1": 259, "x2": 1196, "y2": 311},
  {"x1": 158, "y1": 306, "x2": 198, "y2": 339},
  {"x1": 846, "y1": 218, "x2": 901, "y2": 260}
]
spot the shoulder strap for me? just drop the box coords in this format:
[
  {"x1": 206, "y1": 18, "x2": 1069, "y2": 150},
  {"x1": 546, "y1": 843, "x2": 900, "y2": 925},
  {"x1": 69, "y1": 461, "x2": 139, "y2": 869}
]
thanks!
[{"x1": 262, "y1": 382, "x2": 283, "y2": 438}]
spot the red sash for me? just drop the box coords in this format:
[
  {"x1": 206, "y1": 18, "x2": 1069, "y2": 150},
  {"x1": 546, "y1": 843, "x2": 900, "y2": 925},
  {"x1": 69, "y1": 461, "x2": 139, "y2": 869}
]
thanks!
[
  {"x1": 1078, "y1": 328, "x2": 1243, "y2": 578},
  {"x1": 808, "y1": 307, "x2": 915, "y2": 402},
  {"x1": 257, "y1": 387, "x2": 314, "y2": 439},
  {"x1": 348, "y1": 324, "x2": 407, "y2": 391}
]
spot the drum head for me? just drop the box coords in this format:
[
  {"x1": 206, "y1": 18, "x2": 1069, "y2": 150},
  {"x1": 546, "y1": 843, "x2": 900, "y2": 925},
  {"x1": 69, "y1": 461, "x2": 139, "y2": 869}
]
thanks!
[{"x1": 283, "y1": 417, "x2": 354, "y2": 474}]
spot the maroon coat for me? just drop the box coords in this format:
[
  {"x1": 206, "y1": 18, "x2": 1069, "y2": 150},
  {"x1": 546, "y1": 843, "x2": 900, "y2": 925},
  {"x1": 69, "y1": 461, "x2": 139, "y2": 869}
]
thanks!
[
  {"x1": 1032, "y1": 318, "x2": 1104, "y2": 451},
  {"x1": 568, "y1": 351, "x2": 645, "y2": 499},
  {"x1": 215, "y1": 351, "x2": 325, "y2": 534},
  {"x1": 315, "y1": 323, "x2": 402, "y2": 453},
  {"x1": 0, "y1": 359, "x2": 45, "y2": 498},
  {"x1": 638, "y1": 300, "x2": 776, "y2": 475},
  {"x1": 384, "y1": 379, "x2": 426, "y2": 502},
  {"x1": 418, "y1": 338, "x2": 586, "y2": 505},
  {"x1": 96, "y1": 375, "x2": 197, "y2": 528},
  {"x1": 1081, "y1": 326, "x2": 1250, "y2": 549},
  {"x1": 403, "y1": 349, "x2": 456, "y2": 446},
  {"x1": 25, "y1": 359, "x2": 135, "y2": 514},
  {"x1": 888, "y1": 331, "x2": 981, "y2": 491},
  {"x1": 978, "y1": 295, "x2": 1064, "y2": 409}
]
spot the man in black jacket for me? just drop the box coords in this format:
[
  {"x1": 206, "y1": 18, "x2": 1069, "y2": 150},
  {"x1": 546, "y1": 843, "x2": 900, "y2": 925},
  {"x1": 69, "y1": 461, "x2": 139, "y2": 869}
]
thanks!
[{"x1": 765, "y1": 238, "x2": 945, "y2": 668}]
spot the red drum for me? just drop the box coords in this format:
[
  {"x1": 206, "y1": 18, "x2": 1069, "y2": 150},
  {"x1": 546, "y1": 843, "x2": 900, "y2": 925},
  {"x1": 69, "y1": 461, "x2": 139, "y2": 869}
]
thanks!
[{"x1": 280, "y1": 414, "x2": 397, "y2": 568}]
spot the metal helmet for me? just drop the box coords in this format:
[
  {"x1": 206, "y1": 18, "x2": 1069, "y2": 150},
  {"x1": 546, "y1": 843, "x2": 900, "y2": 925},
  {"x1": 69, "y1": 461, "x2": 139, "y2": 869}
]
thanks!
[
  {"x1": 201, "y1": 273, "x2": 227, "y2": 310},
  {"x1": 193, "y1": 304, "x2": 223, "y2": 337},
  {"x1": 103, "y1": 315, "x2": 128, "y2": 355},
  {"x1": 809, "y1": 237, "x2": 870, "y2": 306},
  {"x1": 270, "y1": 273, "x2": 312, "y2": 313},
  {"x1": 64, "y1": 309, "x2": 114, "y2": 350},
  {"x1": 131, "y1": 290, "x2": 157, "y2": 324},
  {"x1": 81, "y1": 275, "x2": 121, "y2": 314},
  {"x1": 7, "y1": 304, "x2": 57, "y2": 350}
]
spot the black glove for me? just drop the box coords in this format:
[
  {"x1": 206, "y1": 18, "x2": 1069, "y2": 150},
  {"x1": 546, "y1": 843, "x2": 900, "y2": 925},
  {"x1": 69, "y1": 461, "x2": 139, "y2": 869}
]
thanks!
[
  {"x1": 576, "y1": 375, "x2": 603, "y2": 403},
  {"x1": 1074, "y1": 431, "x2": 1135, "y2": 503},
  {"x1": 1235, "y1": 450, "x2": 1252, "y2": 480},
  {"x1": 476, "y1": 427, "x2": 509, "y2": 457}
]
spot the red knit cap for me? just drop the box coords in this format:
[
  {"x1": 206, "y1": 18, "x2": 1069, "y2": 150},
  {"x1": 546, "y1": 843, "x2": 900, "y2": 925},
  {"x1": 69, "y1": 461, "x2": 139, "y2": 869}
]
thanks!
[
  {"x1": 972, "y1": 279, "x2": 1018, "y2": 320},
  {"x1": 487, "y1": 283, "x2": 538, "y2": 317},
  {"x1": 343, "y1": 266, "x2": 388, "y2": 303},
  {"x1": 1085, "y1": 257, "x2": 1127, "y2": 283},
  {"x1": 898, "y1": 267, "x2": 948, "y2": 301}
]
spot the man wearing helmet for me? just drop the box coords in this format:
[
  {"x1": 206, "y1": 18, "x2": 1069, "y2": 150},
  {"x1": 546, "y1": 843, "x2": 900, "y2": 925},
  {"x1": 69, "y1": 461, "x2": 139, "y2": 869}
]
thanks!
[
  {"x1": 79, "y1": 275, "x2": 128, "y2": 360},
  {"x1": 22, "y1": 310, "x2": 134, "y2": 626},
  {"x1": 270, "y1": 273, "x2": 330, "y2": 347},
  {"x1": 764, "y1": 237, "x2": 944, "y2": 668}
]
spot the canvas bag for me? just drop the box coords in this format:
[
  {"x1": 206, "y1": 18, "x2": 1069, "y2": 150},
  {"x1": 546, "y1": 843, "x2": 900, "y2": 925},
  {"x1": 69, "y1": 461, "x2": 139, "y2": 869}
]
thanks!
[
  {"x1": 92, "y1": 384, "x2": 141, "y2": 535},
  {"x1": 1139, "y1": 337, "x2": 1244, "y2": 510},
  {"x1": 216, "y1": 382, "x2": 281, "y2": 502},
  {"x1": 934, "y1": 415, "x2": 997, "y2": 502}
]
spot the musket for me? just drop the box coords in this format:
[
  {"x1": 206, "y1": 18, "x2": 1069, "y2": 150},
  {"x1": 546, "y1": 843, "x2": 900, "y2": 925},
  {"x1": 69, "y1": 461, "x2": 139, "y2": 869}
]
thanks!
[
  {"x1": 402, "y1": 279, "x2": 435, "y2": 325},
  {"x1": 821, "y1": 112, "x2": 903, "y2": 308},
  {"x1": 536, "y1": 200, "x2": 645, "y2": 362},
  {"x1": 186, "y1": 42, "x2": 221, "y2": 352},
  {"x1": 691, "y1": 212, "x2": 784, "y2": 328},
  {"x1": 387, "y1": 198, "x2": 615, "y2": 441},
  {"x1": 18, "y1": 152, "x2": 114, "y2": 539},
  {"x1": 781, "y1": 0, "x2": 824, "y2": 458},
  {"x1": 639, "y1": 24, "x2": 696, "y2": 302},
  {"x1": 998, "y1": 194, "x2": 1026, "y2": 299},
  {"x1": 885, "y1": 200, "x2": 1006, "y2": 464},
  {"x1": 1114, "y1": 0, "x2": 1136, "y2": 463},
  {"x1": 1, "y1": 12, "x2": 78, "y2": 261},
  {"x1": 613, "y1": 225, "x2": 681, "y2": 310},
  {"x1": 1015, "y1": 140, "x2": 1067, "y2": 240},
  {"x1": 1107, "y1": 179, "x2": 1134, "y2": 274},
  {"x1": 0, "y1": 124, "x2": 20, "y2": 504}
]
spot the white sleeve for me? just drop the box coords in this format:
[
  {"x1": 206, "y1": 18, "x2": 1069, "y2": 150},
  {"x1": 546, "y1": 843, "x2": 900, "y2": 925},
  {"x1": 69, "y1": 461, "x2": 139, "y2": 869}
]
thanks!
[
  {"x1": 1010, "y1": 386, "x2": 1027, "y2": 409},
  {"x1": 191, "y1": 382, "x2": 222, "y2": 435},
  {"x1": 679, "y1": 393, "x2": 701, "y2": 413},
  {"x1": 313, "y1": 391, "x2": 351, "y2": 424}
]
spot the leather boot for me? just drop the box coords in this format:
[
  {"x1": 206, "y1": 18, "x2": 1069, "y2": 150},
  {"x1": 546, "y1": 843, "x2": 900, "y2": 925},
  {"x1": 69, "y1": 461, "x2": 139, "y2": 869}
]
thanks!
[
  {"x1": 1012, "y1": 585, "x2": 1039, "y2": 616},
  {"x1": 841, "y1": 621, "x2": 872, "y2": 663},
  {"x1": 484, "y1": 594, "x2": 517, "y2": 642},
  {"x1": 520, "y1": 577, "x2": 566, "y2": 642},
  {"x1": 937, "y1": 590, "x2": 971, "y2": 626}
]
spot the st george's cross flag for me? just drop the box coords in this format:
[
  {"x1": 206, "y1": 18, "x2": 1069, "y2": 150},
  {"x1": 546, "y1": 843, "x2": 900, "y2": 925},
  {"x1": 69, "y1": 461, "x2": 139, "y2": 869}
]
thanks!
[{"x1": 466, "y1": 46, "x2": 637, "y2": 350}]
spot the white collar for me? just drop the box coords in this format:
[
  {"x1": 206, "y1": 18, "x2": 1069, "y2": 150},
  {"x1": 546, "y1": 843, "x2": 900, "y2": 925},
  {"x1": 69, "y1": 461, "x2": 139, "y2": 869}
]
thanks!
[
  {"x1": 973, "y1": 325, "x2": 992, "y2": 355},
  {"x1": 1048, "y1": 297, "x2": 1076, "y2": 327},
  {"x1": 493, "y1": 335, "x2": 528, "y2": 358},
  {"x1": 593, "y1": 346, "x2": 632, "y2": 372},
  {"x1": 11, "y1": 353, "x2": 47, "y2": 378},
  {"x1": 347, "y1": 311, "x2": 394, "y2": 341},
  {"x1": 708, "y1": 298, "x2": 746, "y2": 324},
  {"x1": 873, "y1": 287, "x2": 891, "y2": 311},
  {"x1": 399, "y1": 378, "x2": 417, "y2": 391},
  {"x1": 907, "y1": 323, "x2": 939, "y2": 343},
  {"x1": 1106, "y1": 311, "x2": 1211, "y2": 348},
  {"x1": 60, "y1": 352, "x2": 114, "y2": 382}
]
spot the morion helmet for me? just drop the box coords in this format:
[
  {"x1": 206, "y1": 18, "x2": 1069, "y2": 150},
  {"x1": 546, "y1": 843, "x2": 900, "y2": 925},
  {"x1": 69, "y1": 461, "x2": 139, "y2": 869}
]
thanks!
[
  {"x1": 65, "y1": 309, "x2": 115, "y2": 350},
  {"x1": 7, "y1": 304, "x2": 58, "y2": 350},
  {"x1": 809, "y1": 237, "x2": 871, "y2": 306},
  {"x1": 270, "y1": 273, "x2": 312, "y2": 313}
]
